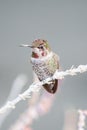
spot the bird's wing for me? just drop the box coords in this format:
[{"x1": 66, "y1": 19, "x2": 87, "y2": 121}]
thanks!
[{"x1": 53, "y1": 53, "x2": 60, "y2": 69}]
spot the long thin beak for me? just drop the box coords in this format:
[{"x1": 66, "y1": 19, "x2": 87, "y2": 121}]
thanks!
[{"x1": 19, "y1": 44, "x2": 34, "y2": 48}]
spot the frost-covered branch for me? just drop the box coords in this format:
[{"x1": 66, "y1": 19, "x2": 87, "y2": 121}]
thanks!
[
  {"x1": 78, "y1": 109, "x2": 87, "y2": 130},
  {"x1": 9, "y1": 92, "x2": 54, "y2": 130},
  {"x1": 0, "y1": 74, "x2": 28, "y2": 127},
  {"x1": 0, "y1": 65, "x2": 87, "y2": 114}
]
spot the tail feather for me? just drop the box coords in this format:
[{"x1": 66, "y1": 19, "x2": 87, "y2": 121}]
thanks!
[{"x1": 43, "y1": 79, "x2": 58, "y2": 94}]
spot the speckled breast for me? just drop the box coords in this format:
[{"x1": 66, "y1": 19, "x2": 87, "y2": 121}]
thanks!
[
  {"x1": 31, "y1": 59, "x2": 52, "y2": 81},
  {"x1": 31, "y1": 52, "x2": 58, "y2": 81}
]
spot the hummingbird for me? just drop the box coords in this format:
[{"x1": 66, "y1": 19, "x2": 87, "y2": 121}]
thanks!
[{"x1": 20, "y1": 39, "x2": 59, "y2": 94}]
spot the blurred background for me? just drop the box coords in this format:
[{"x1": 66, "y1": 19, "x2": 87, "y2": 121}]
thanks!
[{"x1": 0, "y1": 0, "x2": 87, "y2": 130}]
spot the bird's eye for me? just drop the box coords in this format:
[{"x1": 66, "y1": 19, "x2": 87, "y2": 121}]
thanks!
[
  {"x1": 40, "y1": 46, "x2": 43, "y2": 49},
  {"x1": 38, "y1": 45, "x2": 43, "y2": 49}
]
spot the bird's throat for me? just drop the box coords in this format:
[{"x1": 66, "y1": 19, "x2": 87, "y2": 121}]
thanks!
[
  {"x1": 32, "y1": 51, "x2": 47, "y2": 58},
  {"x1": 32, "y1": 52, "x2": 39, "y2": 58}
]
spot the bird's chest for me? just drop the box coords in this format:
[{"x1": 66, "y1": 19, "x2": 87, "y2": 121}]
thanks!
[{"x1": 31, "y1": 58, "x2": 52, "y2": 81}]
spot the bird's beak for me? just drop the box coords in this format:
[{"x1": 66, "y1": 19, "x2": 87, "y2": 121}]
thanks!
[{"x1": 19, "y1": 44, "x2": 34, "y2": 48}]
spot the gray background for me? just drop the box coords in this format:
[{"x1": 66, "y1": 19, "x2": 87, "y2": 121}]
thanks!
[{"x1": 0, "y1": 0, "x2": 87, "y2": 130}]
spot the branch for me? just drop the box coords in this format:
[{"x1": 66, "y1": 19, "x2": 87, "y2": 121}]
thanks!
[
  {"x1": 9, "y1": 92, "x2": 54, "y2": 130},
  {"x1": 0, "y1": 74, "x2": 28, "y2": 127},
  {"x1": 78, "y1": 109, "x2": 87, "y2": 130},
  {"x1": 0, "y1": 65, "x2": 87, "y2": 114}
]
